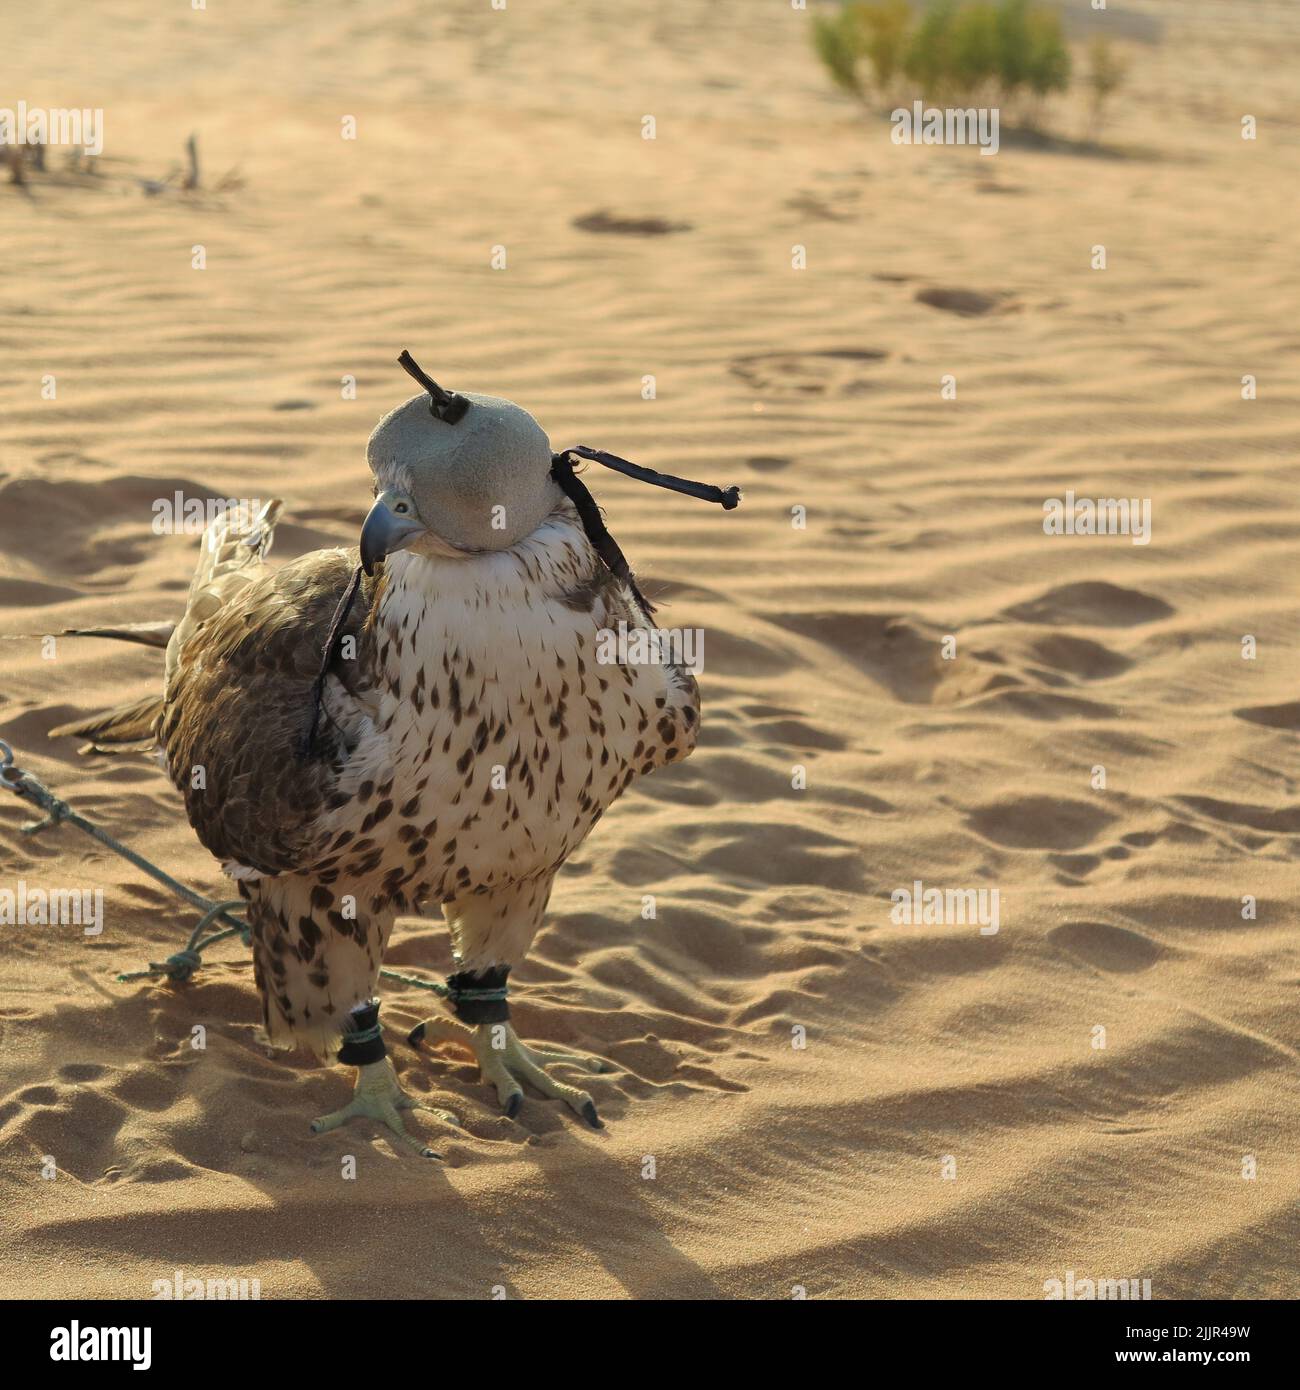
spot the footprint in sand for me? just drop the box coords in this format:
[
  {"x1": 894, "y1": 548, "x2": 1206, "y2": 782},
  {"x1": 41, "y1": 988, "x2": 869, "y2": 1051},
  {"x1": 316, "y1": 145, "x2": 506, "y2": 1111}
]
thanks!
[
  {"x1": 1026, "y1": 633, "x2": 1133, "y2": 681},
  {"x1": 1048, "y1": 920, "x2": 1162, "y2": 973},
  {"x1": 976, "y1": 689, "x2": 1119, "y2": 722},
  {"x1": 572, "y1": 210, "x2": 691, "y2": 236},
  {"x1": 966, "y1": 794, "x2": 1116, "y2": 851},
  {"x1": 914, "y1": 286, "x2": 1019, "y2": 317},
  {"x1": 58, "y1": 1063, "x2": 107, "y2": 1083},
  {"x1": 766, "y1": 610, "x2": 942, "y2": 702},
  {"x1": 1047, "y1": 852, "x2": 1102, "y2": 880},
  {"x1": 783, "y1": 190, "x2": 859, "y2": 222},
  {"x1": 746, "y1": 455, "x2": 791, "y2": 473},
  {"x1": 729, "y1": 348, "x2": 888, "y2": 398},
  {"x1": 1048, "y1": 824, "x2": 1205, "y2": 885},
  {"x1": 7, "y1": 1080, "x2": 130, "y2": 1181},
  {"x1": 750, "y1": 716, "x2": 847, "y2": 753},
  {"x1": 676, "y1": 819, "x2": 867, "y2": 894},
  {"x1": 1003, "y1": 581, "x2": 1174, "y2": 628}
]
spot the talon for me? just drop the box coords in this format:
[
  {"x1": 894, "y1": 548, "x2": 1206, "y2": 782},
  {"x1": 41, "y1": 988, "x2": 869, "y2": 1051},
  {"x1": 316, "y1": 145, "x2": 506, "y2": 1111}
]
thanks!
[
  {"x1": 310, "y1": 1057, "x2": 455, "y2": 1158},
  {"x1": 457, "y1": 1022, "x2": 608, "y2": 1126},
  {"x1": 397, "y1": 1094, "x2": 460, "y2": 1126},
  {"x1": 407, "y1": 1022, "x2": 427, "y2": 1046}
]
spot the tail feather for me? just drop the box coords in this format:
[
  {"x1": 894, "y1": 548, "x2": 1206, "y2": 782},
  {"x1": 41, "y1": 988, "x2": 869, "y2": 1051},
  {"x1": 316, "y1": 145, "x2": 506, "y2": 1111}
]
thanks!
[
  {"x1": 48, "y1": 694, "x2": 163, "y2": 750},
  {"x1": 49, "y1": 500, "x2": 284, "y2": 755},
  {"x1": 62, "y1": 621, "x2": 175, "y2": 649}
]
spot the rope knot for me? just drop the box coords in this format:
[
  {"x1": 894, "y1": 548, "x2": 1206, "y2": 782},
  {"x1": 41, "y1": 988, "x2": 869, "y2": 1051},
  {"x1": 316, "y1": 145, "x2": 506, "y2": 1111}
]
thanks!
[
  {"x1": 157, "y1": 948, "x2": 205, "y2": 982},
  {"x1": 22, "y1": 795, "x2": 71, "y2": 835}
]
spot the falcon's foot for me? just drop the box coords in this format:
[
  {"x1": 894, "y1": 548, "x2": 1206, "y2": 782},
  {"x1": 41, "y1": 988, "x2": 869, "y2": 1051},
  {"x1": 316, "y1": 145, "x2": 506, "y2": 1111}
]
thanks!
[
  {"x1": 310, "y1": 1056, "x2": 458, "y2": 1159},
  {"x1": 409, "y1": 1017, "x2": 608, "y2": 1128}
]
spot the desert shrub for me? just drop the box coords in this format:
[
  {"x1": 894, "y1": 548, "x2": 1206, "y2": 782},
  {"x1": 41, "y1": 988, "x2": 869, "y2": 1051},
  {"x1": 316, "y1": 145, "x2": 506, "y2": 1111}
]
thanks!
[
  {"x1": 991, "y1": 0, "x2": 1032, "y2": 98},
  {"x1": 949, "y1": 3, "x2": 1001, "y2": 97},
  {"x1": 812, "y1": 5, "x2": 866, "y2": 98},
  {"x1": 903, "y1": 2, "x2": 960, "y2": 101},
  {"x1": 857, "y1": 0, "x2": 914, "y2": 92},
  {"x1": 1086, "y1": 36, "x2": 1128, "y2": 134},
  {"x1": 813, "y1": 0, "x2": 914, "y2": 102},
  {"x1": 1024, "y1": 4, "x2": 1071, "y2": 97},
  {"x1": 812, "y1": 0, "x2": 1090, "y2": 129}
]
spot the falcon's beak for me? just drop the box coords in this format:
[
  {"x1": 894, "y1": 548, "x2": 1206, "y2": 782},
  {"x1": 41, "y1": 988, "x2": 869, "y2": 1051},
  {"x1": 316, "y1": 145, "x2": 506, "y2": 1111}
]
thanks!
[{"x1": 361, "y1": 491, "x2": 425, "y2": 575}]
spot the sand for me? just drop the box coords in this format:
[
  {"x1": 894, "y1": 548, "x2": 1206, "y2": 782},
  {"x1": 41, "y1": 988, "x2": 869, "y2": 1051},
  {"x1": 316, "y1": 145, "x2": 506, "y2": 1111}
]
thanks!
[{"x1": 1, "y1": 0, "x2": 1298, "y2": 1300}]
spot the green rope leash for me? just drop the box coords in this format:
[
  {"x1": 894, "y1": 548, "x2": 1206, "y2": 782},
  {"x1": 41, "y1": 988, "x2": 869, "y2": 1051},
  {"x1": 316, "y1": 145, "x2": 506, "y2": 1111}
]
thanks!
[
  {"x1": 116, "y1": 898, "x2": 250, "y2": 983},
  {"x1": 378, "y1": 969, "x2": 450, "y2": 997},
  {"x1": 0, "y1": 740, "x2": 244, "y2": 926},
  {"x1": 375, "y1": 972, "x2": 507, "y2": 1005},
  {"x1": 1, "y1": 739, "x2": 252, "y2": 982}
]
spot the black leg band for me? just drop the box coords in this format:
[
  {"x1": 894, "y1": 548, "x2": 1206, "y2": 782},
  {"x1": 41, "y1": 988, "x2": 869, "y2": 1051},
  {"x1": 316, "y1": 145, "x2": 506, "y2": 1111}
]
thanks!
[
  {"x1": 445, "y1": 966, "x2": 511, "y2": 1025},
  {"x1": 338, "y1": 1000, "x2": 387, "y2": 1066}
]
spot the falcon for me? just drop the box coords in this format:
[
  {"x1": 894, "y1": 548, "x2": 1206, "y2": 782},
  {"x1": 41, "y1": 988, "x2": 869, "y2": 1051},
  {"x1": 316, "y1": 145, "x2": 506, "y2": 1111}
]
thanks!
[{"x1": 52, "y1": 351, "x2": 739, "y2": 1157}]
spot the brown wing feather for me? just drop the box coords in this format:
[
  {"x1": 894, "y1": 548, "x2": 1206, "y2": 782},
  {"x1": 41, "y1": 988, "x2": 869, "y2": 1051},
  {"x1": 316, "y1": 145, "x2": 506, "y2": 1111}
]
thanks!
[{"x1": 160, "y1": 548, "x2": 382, "y2": 876}]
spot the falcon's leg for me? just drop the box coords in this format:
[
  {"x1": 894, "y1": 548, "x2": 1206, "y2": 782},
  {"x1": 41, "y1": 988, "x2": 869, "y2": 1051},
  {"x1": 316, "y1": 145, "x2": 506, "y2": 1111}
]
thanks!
[
  {"x1": 248, "y1": 880, "x2": 457, "y2": 1157},
  {"x1": 309, "y1": 1001, "x2": 459, "y2": 1159},
  {"x1": 410, "y1": 877, "x2": 609, "y2": 1127},
  {"x1": 410, "y1": 1013, "x2": 608, "y2": 1127}
]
